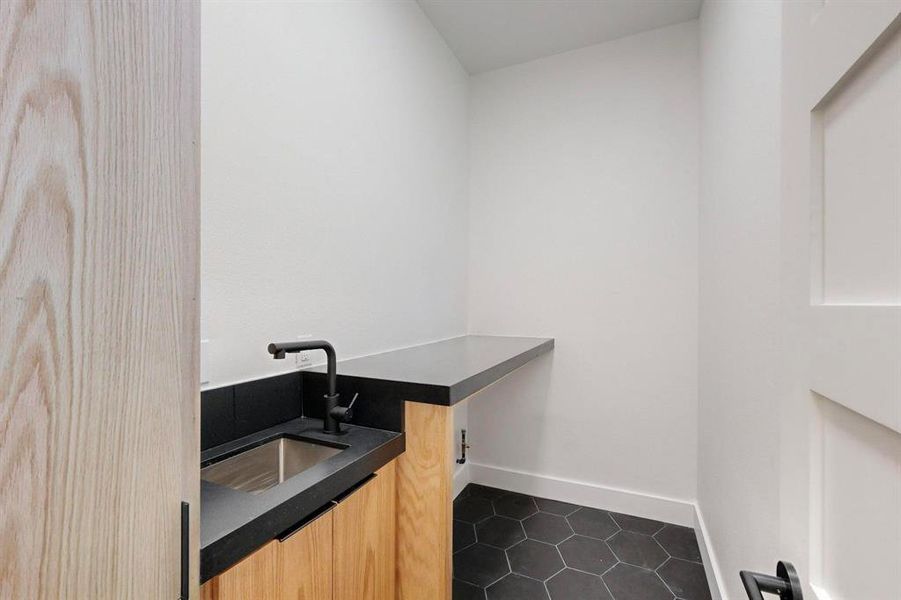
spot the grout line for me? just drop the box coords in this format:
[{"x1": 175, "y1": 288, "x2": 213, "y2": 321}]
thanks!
[
  {"x1": 541, "y1": 568, "x2": 560, "y2": 599},
  {"x1": 454, "y1": 540, "x2": 476, "y2": 555},
  {"x1": 616, "y1": 559, "x2": 663, "y2": 571},
  {"x1": 654, "y1": 568, "x2": 680, "y2": 598},
  {"x1": 651, "y1": 523, "x2": 667, "y2": 536},
  {"x1": 482, "y1": 568, "x2": 510, "y2": 590},
  {"x1": 656, "y1": 556, "x2": 673, "y2": 572},
  {"x1": 598, "y1": 561, "x2": 620, "y2": 578},
  {"x1": 567, "y1": 565, "x2": 609, "y2": 579},
  {"x1": 543, "y1": 565, "x2": 566, "y2": 582},
  {"x1": 600, "y1": 576, "x2": 617, "y2": 600}
]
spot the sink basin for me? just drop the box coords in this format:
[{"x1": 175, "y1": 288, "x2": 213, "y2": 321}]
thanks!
[{"x1": 201, "y1": 436, "x2": 344, "y2": 495}]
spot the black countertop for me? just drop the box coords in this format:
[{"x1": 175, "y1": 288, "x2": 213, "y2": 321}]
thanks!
[
  {"x1": 306, "y1": 335, "x2": 554, "y2": 405},
  {"x1": 201, "y1": 335, "x2": 551, "y2": 581},
  {"x1": 200, "y1": 418, "x2": 403, "y2": 582}
]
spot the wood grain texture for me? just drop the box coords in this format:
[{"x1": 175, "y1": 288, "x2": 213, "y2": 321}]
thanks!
[
  {"x1": 0, "y1": 1, "x2": 200, "y2": 598},
  {"x1": 202, "y1": 541, "x2": 279, "y2": 600},
  {"x1": 334, "y1": 461, "x2": 397, "y2": 600},
  {"x1": 201, "y1": 514, "x2": 335, "y2": 600},
  {"x1": 396, "y1": 403, "x2": 453, "y2": 600},
  {"x1": 200, "y1": 577, "x2": 217, "y2": 600},
  {"x1": 279, "y1": 510, "x2": 334, "y2": 600}
]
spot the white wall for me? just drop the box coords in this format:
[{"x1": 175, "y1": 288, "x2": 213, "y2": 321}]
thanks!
[
  {"x1": 466, "y1": 22, "x2": 699, "y2": 503},
  {"x1": 201, "y1": 1, "x2": 469, "y2": 387},
  {"x1": 698, "y1": 2, "x2": 783, "y2": 598}
]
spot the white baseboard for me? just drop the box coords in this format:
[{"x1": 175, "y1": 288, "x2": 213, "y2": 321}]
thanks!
[
  {"x1": 453, "y1": 462, "x2": 471, "y2": 498},
  {"x1": 693, "y1": 504, "x2": 726, "y2": 600},
  {"x1": 467, "y1": 462, "x2": 695, "y2": 527}
]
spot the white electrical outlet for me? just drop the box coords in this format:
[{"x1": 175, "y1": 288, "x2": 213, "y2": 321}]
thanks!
[
  {"x1": 295, "y1": 334, "x2": 313, "y2": 367},
  {"x1": 200, "y1": 339, "x2": 211, "y2": 386}
]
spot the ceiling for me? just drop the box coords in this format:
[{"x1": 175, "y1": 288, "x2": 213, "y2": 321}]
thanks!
[{"x1": 417, "y1": 0, "x2": 702, "y2": 74}]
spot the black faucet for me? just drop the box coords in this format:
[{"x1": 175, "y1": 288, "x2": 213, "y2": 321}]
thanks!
[{"x1": 267, "y1": 340, "x2": 351, "y2": 435}]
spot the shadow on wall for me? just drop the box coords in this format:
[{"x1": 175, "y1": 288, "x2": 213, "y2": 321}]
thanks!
[{"x1": 468, "y1": 352, "x2": 554, "y2": 472}]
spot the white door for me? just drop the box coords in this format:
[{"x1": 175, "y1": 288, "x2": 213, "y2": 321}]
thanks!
[{"x1": 780, "y1": 3, "x2": 901, "y2": 600}]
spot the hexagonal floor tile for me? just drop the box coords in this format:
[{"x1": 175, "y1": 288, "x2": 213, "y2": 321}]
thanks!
[
  {"x1": 477, "y1": 516, "x2": 525, "y2": 549},
  {"x1": 466, "y1": 484, "x2": 508, "y2": 502},
  {"x1": 454, "y1": 543, "x2": 510, "y2": 587},
  {"x1": 610, "y1": 512, "x2": 665, "y2": 535},
  {"x1": 486, "y1": 574, "x2": 549, "y2": 600},
  {"x1": 603, "y1": 563, "x2": 672, "y2": 600},
  {"x1": 455, "y1": 519, "x2": 476, "y2": 553},
  {"x1": 654, "y1": 525, "x2": 702, "y2": 562},
  {"x1": 566, "y1": 508, "x2": 620, "y2": 540},
  {"x1": 535, "y1": 497, "x2": 580, "y2": 516},
  {"x1": 523, "y1": 512, "x2": 573, "y2": 544},
  {"x1": 507, "y1": 539, "x2": 564, "y2": 581},
  {"x1": 454, "y1": 578, "x2": 486, "y2": 600},
  {"x1": 558, "y1": 535, "x2": 618, "y2": 575},
  {"x1": 606, "y1": 531, "x2": 668, "y2": 570},
  {"x1": 547, "y1": 569, "x2": 613, "y2": 600},
  {"x1": 658, "y1": 558, "x2": 712, "y2": 600},
  {"x1": 494, "y1": 493, "x2": 538, "y2": 520},
  {"x1": 455, "y1": 495, "x2": 494, "y2": 524}
]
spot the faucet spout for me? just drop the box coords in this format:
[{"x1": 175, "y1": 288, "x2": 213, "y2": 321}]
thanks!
[{"x1": 267, "y1": 340, "x2": 343, "y2": 434}]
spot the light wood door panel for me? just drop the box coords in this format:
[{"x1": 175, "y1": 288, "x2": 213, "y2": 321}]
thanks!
[
  {"x1": 333, "y1": 461, "x2": 397, "y2": 600},
  {"x1": 279, "y1": 511, "x2": 334, "y2": 600},
  {"x1": 0, "y1": 1, "x2": 200, "y2": 598}
]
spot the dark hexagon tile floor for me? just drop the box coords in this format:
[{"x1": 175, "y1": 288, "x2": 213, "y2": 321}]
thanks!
[
  {"x1": 524, "y1": 512, "x2": 573, "y2": 544},
  {"x1": 477, "y1": 515, "x2": 526, "y2": 549},
  {"x1": 494, "y1": 492, "x2": 539, "y2": 520},
  {"x1": 487, "y1": 573, "x2": 549, "y2": 600},
  {"x1": 453, "y1": 484, "x2": 712, "y2": 600},
  {"x1": 607, "y1": 530, "x2": 668, "y2": 570},
  {"x1": 567, "y1": 507, "x2": 620, "y2": 540}
]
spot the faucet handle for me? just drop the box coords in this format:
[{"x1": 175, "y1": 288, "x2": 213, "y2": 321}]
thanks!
[{"x1": 329, "y1": 393, "x2": 358, "y2": 424}]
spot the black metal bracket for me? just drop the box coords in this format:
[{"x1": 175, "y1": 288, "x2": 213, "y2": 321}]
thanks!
[
  {"x1": 456, "y1": 428, "x2": 469, "y2": 465},
  {"x1": 740, "y1": 561, "x2": 803, "y2": 600},
  {"x1": 180, "y1": 501, "x2": 189, "y2": 600}
]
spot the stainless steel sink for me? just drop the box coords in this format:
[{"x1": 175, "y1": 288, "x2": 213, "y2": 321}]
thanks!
[{"x1": 201, "y1": 437, "x2": 343, "y2": 495}]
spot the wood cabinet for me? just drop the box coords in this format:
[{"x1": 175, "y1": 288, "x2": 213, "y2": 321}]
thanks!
[
  {"x1": 279, "y1": 510, "x2": 334, "y2": 600},
  {"x1": 201, "y1": 460, "x2": 395, "y2": 600},
  {"x1": 333, "y1": 460, "x2": 396, "y2": 600},
  {"x1": 201, "y1": 542, "x2": 279, "y2": 600},
  {"x1": 396, "y1": 402, "x2": 454, "y2": 600}
]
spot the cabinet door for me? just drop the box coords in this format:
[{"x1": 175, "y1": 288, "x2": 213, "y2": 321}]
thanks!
[
  {"x1": 201, "y1": 511, "x2": 334, "y2": 600},
  {"x1": 333, "y1": 461, "x2": 397, "y2": 600},
  {"x1": 202, "y1": 542, "x2": 279, "y2": 600},
  {"x1": 278, "y1": 510, "x2": 334, "y2": 600}
]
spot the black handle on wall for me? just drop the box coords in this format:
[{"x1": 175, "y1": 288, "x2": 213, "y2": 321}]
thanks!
[
  {"x1": 180, "y1": 501, "x2": 189, "y2": 600},
  {"x1": 740, "y1": 561, "x2": 803, "y2": 600}
]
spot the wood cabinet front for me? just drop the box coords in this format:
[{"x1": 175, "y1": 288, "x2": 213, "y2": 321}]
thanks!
[
  {"x1": 333, "y1": 461, "x2": 397, "y2": 600},
  {"x1": 278, "y1": 511, "x2": 333, "y2": 600},
  {"x1": 201, "y1": 541, "x2": 280, "y2": 600},
  {"x1": 201, "y1": 459, "x2": 396, "y2": 599}
]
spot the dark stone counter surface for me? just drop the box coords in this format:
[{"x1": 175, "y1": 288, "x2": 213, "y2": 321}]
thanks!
[{"x1": 305, "y1": 335, "x2": 554, "y2": 406}]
